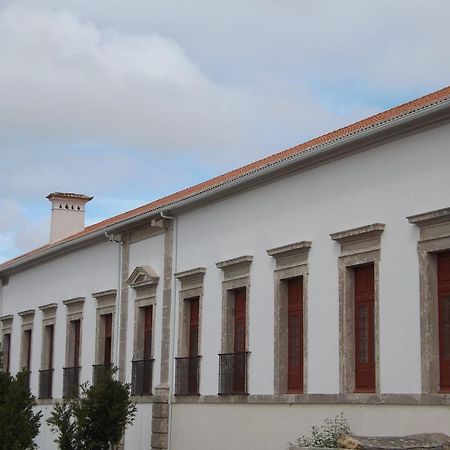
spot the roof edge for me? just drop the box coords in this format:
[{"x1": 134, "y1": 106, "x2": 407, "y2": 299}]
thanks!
[{"x1": 1, "y1": 89, "x2": 450, "y2": 275}]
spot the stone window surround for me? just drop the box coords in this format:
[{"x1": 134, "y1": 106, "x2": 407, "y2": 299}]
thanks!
[
  {"x1": 330, "y1": 223, "x2": 384, "y2": 394},
  {"x1": 0, "y1": 315, "x2": 13, "y2": 373},
  {"x1": 408, "y1": 206, "x2": 450, "y2": 394},
  {"x1": 175, "y1": 267, "x2": 206, "y2": 357},
  {"x1": 216, "y1": 256, "x2": 253, "y2": 354},
  {"x1": 267, "y1": 241, "x2": 311, "y2": 395},
  {"x1": 39, "y1": 303, "x2": 57, "y2": 370},
  {"x1": 63, "y1": 297, "x2": 85, "y2": 367},
  {"x1": 92, "y1": 289, "x2": 117, "y2": 365},
  {"x1": 127, "y1": 267, "x2": 159, "y2": 362},
  {"x1": 18, "y1": 309, "x2": 35, "y2": 370}
]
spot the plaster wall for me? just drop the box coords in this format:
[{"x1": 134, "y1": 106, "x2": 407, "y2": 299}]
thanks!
[
  {"x1": 175, "y1": 122, "x2": 450, "y2": 396},
  {"x1": 171, "y1": 402, "x2": 450, "y2": 450},
  {"x1": 124, "y1": 403, "x2": 153, "y2": 449},
  {"x1": 2, "y1": 241, "x2": 118, "y2": 394}
]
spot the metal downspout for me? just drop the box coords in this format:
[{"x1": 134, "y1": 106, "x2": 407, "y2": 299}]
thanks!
[{"x1": 105, "y1": 231, "x2": 123, "y2": 376}]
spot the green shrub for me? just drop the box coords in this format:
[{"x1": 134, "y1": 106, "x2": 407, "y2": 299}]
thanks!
[
  {"x1": 47, "y1": 368, "x2": 136, "y2": 450},
  {"x1": 0, "y1": 369, "x2": 42, "y2": 450},
  {"x1": 289, "y1": 412, "x2": 351, "y2": 448}
]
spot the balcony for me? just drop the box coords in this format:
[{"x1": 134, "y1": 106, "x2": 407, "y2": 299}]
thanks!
[
  {"x1": 38, "y1": 369, "x2": 54, "y2": 399},
  {"x1": 175, "y1": 356, "x2": 201, "y2": 395},
  {"x1": 131, "y1": 359, "x2": 154, "y2": 396},
  {"x1": 218, "y1": 352, "x2": 249, "y2": 395},
  {"x1": 63, "y1": 366, "x2": 81, "y2": 398},
  {"x1": 92, "y1": 364, "x2": 113, "y2": 385}
]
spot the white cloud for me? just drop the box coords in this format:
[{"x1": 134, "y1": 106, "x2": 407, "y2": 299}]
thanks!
[
  {"x1": 0, "y1": 6, "x2": 249, "y2": 153},
  {"x1": 0, "y1": 199, "x2": 49, "y2": 262},
  {"x1": 1, "y1": 0, "x2": 448, "y2": 263}
]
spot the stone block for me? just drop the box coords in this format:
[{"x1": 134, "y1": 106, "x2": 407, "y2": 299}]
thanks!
[
  {"x1": 151, "y1": 432, "x2": 168, "y2": 449},
  {"x1": 152, "y1": 417, "x2": 168, "y2": 434},
  {"x1": 152, "y1": 402, "x2": 169, "y2": 418}
]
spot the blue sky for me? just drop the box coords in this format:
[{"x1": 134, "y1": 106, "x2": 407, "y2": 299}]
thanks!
[{"x1": 0, "y1": 0, "x2": 449, "y2": 262}]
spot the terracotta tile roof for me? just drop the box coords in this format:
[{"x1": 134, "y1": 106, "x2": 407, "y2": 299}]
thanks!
[{"x1": 1, "y1": 85, "x2": 450, "y2": 272}]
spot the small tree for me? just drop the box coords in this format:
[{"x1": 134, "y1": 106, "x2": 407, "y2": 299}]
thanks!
[
  {"x1": 0, "y1": 368, "x2": 42, "y2": 450},
  {"x1": 48, "y1": 368, "x2": 136, "y2": 450}
]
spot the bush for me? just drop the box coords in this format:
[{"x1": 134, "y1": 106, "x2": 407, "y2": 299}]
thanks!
[
  {"x1": 289, "y1": 412, "x2": 351, "y2": 448},
  {"x1": 0, "y1": 369, "x2": 42, "y2": 450},
  {"x1": 47, "y1": 368, "x2": 136, "y2": 450}
]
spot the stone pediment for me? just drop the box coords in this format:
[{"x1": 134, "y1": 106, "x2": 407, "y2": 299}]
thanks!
[{"x1": 127, "y1": 265, "x2": 159, "y2": 289}]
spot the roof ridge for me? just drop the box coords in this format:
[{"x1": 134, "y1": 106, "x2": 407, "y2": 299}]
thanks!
[{"x1": 1, "y1": 85, "x2": 450, "y2": 271}]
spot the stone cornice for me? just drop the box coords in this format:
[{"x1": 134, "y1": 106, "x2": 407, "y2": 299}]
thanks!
[
  {"x1": 408, "y1": 207, "x2": 450, "y2": 226},
  {"x1": 18, "y1": 308, "x2": 35, "y2": 317},
  {"x1": 216, "y1": 255, "x2": 253, "y2": 270},
  {"x1": 39, "y1": 303, "x2": 58, "y2": 312},
  {"x1": 92, "y1": 289, "x2": 117, "y2": 299},
  {"x1": 175, "y1": 267, "x2": 206, "y2": 280},
  {"x1": 330, "y1": 223, "x2": 385, "y2": 244},
  {"x1": 267, "y1": 241, "x2": 312, "y2": 258},
  {"x1": 63, "y1": 296, "x2": 85, "y2": 306}
]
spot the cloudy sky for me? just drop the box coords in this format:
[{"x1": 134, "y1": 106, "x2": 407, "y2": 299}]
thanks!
[{"x1": 0, "y1": 0, "x2": 449, "y2": 262}]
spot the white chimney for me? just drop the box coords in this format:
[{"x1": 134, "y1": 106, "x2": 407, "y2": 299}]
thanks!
[{"x1": 47, "y1": 192, "x2": 93, "y2": 243}]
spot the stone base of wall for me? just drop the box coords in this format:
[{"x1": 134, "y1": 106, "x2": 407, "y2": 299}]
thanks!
[{"x1": 151, "y1": 386, "x2": 169, "y2": 450}]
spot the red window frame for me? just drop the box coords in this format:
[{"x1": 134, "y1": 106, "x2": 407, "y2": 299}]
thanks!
[
  {"x1": 3, "y1": 333, "x2": 11, "y2": 374},
  {"x1": 354, "y1": 263, "x2": 375, "y2": 392},
  {"x1": 287, "y1": 277, "x2": 303, "y2": 393},
  {"x1": 233, "y1": 288, "x2": 246, "y2": 393},
  {"x1": 24, "y1": 329, "x2": 32, "y2": 371},
  {"x1": 103, "y1": 314, "x2": 113, "y2": 365},
  {"x1": 46, "y1": 324, "x2": 54, "y2": 370},
  {"x1": 438, "y1": 251, "x2": 450, "y2": 391},
  {"x1": 143, "y1": 306, "x2": 153, "y2": 360},
  {"x1": 73, "y1": 320, "x2": 81, "y2": 367},
  {"x1": 188, "y1": 298, "x2": 199, "y2": 358}
]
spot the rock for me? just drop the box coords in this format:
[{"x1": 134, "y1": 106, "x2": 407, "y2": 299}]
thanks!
[
  {"x1": 337, "y1": 433, "x2": 450, "y2": 449},
  {"x1": 338, "y1": 434, "x2": 363, "y2": 449}
]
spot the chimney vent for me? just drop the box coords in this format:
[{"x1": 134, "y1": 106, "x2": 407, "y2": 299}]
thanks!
[{"x1": 47, "y1": 192, "x2": 93, "y2": 243}]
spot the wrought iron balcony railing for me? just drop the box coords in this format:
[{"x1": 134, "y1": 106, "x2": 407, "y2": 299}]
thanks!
[
  {"x1": 92, "y1": 364, "x2": 113, "y2": 385},
  {"x1": 38, "y1": 369, "x2": 54, "y2": 399},
  {"x1": 174, "y1": 356, "x2": 201, "y2": 395},
  {"x1": 218, "y1": 352, "x2": 250, "y2": 395},
  {"x1": 131, "y1": 359, "x2": 154, "y2": 396},
  {"x1": 63, "y1": 366, "x2": 81, "y2": 398}
]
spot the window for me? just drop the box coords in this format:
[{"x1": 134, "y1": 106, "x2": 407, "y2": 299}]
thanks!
[
  {"x1": 216, "y1": 256, "x2": 252, "y2": 395},
  {"x1": 331, "y1": 223, "x2": 384, "y2": 394},
  {"x1": 23, "y1": 329, "x2": 32, "y2": 370},
  {"x1": 93, "y1": 290, "x2": 116, "y2": 382},
  {"x1": 39, "y1": 303, "x2": 57, "y2": 399},
  {"x1": 63, "y1": 296, "x2": 84, "y2": 398},
  {"x1": 438, "y1": 251, "x2": 450, "y2": 391},
  {"x1": 0, "y1": 315, "x2": 13, "y2": 374},
  {"x1": 102, "y1": 313, "x2": 113, "y2": 365},
  {"x1": 287, "y1": 278, "x2": 303, "y2": 393},
  {"x1": 174, "y1": 267, "x2": 205, "y2": 396},
  {"x1": 18, "y1": 309, "x2": 35, "y2": 390},
  {"x1": 39, "y1": 324, "x2": 54, "y2": 399},
  {"x1": 131, "y1": 306, "x2": 154, "y2": 396},
  {"x1": 128, "y1": 266, "x2": 159, "y2": 397},
  {"x1": 3, "y1": 333, "x2": 11, "y2": 374},
  {"x1": 267, "y1": 241, "x2": 310, "y2": 395},
  {"x1": 408, "y1": 207, "x2": 450, "y2": 393},
  {"x1": 354, "y1": 264, "x2": 375, "y2": 392}
]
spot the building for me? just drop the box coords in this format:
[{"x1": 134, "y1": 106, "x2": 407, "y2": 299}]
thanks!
[{"x1": 1, "y1": 86, "x2": 450, "y2": 450}]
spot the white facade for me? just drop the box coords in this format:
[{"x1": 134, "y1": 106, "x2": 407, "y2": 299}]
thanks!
[{"x1": 1, "y1": 90, "x2": 450, "y2": 450}]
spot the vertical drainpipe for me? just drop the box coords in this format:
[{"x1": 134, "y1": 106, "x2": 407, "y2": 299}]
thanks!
[
  {"x1": 105, "y1": 232, "x2": 123, "y2": 376},
  {"x1": 160, "y1": 211, "x2": 177, "y2": 450}
]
